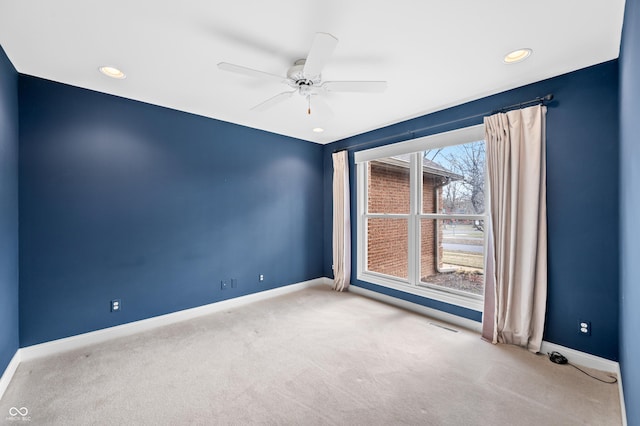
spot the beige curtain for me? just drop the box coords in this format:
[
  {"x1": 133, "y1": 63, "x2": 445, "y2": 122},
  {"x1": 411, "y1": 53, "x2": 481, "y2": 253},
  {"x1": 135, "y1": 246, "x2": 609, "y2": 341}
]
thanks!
[
  {"x1": 332, "y1": 150, "x2": 351, "y2": 291},
  {"x1": 482, "y1": 105, "x2": 547, "y2": 353}
]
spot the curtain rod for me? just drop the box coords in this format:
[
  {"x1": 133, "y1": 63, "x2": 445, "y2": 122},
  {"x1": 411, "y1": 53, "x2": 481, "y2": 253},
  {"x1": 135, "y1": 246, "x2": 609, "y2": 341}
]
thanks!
[{"x1": 333, "y1": 94, "x2": 553, "y2": 153}]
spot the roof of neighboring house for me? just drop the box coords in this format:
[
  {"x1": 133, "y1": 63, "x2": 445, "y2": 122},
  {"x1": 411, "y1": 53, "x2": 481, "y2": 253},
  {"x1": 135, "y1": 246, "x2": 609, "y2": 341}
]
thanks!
[{"x1": 373, "y1": 154, "x2": 464, "y2": 181}]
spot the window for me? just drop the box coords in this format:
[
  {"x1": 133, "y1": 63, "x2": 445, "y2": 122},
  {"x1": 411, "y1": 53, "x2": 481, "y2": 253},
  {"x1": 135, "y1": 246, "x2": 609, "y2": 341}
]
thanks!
[{"x1": 355, "y1": 125, "x2": 486, "y2": 311}]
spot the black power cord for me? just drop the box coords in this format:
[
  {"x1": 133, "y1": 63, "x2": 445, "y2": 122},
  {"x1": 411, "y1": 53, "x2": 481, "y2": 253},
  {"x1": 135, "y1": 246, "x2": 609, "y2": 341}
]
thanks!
[{"x1": 547, "y1": 351, "x2": 617, "y2": 384}]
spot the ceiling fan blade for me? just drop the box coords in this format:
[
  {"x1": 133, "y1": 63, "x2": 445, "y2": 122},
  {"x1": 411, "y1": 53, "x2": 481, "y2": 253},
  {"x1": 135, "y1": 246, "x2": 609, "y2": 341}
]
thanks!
[
  {"x1": 321, "y1": 81, "x2": 388, "y2": 93},
  {"x1": 251, "y1": 91, "x2": 296, "y2": 112},
  {"x1": 302, "y1": 32, "x2": 338, "y2": 79},
  {"x1": 218, "y1": 62, "x2": 287, "y2": 84}
]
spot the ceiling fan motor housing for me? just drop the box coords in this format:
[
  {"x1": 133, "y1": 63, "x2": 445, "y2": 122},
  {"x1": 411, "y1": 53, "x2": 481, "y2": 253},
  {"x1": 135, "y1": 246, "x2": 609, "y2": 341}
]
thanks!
[{"x1": 287, "y1": 59, "x2": 321, "y2": 89}]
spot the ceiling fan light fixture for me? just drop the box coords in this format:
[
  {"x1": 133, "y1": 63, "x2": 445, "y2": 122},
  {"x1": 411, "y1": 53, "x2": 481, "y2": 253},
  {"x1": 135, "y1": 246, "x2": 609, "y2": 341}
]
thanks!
[
  {"x1": 504, "y1": 48, "x2": 532, "y2": 64},
  {"x1": 99, "y1": 66, "x2": 126, "y2": 79}
]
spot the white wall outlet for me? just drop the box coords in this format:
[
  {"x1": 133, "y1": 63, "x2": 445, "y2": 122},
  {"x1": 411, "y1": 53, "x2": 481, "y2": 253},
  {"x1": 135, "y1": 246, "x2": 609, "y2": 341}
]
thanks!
[{"x1": 579, "y1": 320, "x2": 591, "y2": 336}]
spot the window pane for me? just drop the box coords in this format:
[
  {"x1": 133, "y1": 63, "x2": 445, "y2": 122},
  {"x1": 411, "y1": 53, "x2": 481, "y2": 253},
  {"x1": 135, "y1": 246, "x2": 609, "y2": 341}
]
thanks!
[
  {"x1": 420, "y1": 219, "x2": 484, "y2": 296},
  {"x1": 367, "y1": 157, "x2": 410, "y2": 214},
  {"x1": 422, "y1": 141, "x2": 485, "y2": 215},
  {"x1": 367, "y1": 218, "x2": 408, "y2": 279}
]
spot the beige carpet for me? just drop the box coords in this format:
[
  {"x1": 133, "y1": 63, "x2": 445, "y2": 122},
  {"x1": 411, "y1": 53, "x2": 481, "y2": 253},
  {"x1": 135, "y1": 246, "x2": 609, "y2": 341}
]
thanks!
[{"x1": 0, "y1": 285, "x2": 621, "y2": 425}]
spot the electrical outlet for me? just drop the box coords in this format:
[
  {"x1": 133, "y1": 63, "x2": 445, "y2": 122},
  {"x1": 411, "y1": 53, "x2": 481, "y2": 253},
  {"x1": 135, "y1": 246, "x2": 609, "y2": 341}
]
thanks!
[
  {"x1": 111, "y1": 299, "x2": 121, "y2": 312},
  {"x1": 231, "y1": 278, "x2": 237, "y2": 288},
  {"x1": 221, "y1": 280, "x2": 228, "y2": 290},
  {"x1": 579, "y1": 320, "x2": 591, "y2": 336},
  {"x1": 259, "y1": 274, "x2": 264, "y2": 283}
]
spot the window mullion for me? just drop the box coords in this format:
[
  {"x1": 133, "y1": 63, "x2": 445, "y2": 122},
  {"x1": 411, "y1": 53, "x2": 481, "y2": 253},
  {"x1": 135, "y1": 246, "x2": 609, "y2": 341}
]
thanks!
[
  {"x1": 408, "y1": 153, "x2": 420, "y2": 285},
  {"x1": 357, "y1": 162, "x2": 366, "y2": 279}
]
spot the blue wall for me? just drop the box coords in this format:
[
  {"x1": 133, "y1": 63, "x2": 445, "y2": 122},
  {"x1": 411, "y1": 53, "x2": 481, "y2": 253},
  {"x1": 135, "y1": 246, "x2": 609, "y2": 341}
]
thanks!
[
  {"x1": 620, "y1": 0, "x2": 640, "y2": 422},
  {"x1": 18, "y1": 76, "x2": 324, "y2": 346},
  {"x1": 0, "y1": 45, "x2": 19, "y2": 375},
  {"x1": 323, "y1": 61, "x2": 620, "y2": 360}
]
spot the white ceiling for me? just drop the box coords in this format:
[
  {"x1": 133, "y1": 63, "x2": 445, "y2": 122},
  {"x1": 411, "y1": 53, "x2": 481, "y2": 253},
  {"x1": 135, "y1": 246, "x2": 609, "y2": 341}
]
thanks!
[{"x1": 0, "y1": 1, "x2": 626, "y2": 144}]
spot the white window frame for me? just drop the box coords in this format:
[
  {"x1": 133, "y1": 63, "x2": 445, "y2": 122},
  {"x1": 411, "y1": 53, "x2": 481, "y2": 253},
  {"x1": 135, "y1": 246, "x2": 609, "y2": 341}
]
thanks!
[{"x1": 355, "y1": 124, "x2": 486, "y2": 312}]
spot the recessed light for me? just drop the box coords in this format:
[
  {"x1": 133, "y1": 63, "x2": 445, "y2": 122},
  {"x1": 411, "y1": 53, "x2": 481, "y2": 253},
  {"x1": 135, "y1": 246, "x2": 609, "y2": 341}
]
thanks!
[
  {"x1": 312, "y1": 127, "x2": 324, "y2": 133},
  {"x1": 504, "y1": 48, "x2": 532, "y2": 64},
  {"x1": 99, "y1": 66, "x2": 126, "y2": 79}
]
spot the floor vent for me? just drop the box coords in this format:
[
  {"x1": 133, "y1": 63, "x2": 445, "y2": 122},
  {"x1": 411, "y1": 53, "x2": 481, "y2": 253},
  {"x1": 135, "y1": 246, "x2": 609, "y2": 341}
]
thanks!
[{"x1": 429, "y1": 322, "x2": 459, "y2": 333}]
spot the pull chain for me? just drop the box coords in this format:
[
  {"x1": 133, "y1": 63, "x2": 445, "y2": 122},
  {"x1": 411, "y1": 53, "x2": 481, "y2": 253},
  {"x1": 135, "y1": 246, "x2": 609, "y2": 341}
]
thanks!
[{"x1": 307, "y1": 95, "x2": 311, "y2": 115}]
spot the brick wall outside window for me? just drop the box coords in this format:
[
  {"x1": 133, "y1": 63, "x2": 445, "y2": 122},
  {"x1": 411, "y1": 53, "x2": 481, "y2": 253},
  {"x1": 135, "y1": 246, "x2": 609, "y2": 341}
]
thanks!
[{"x1": 366, "y1": 161, "x2": 444, "y2": 279}]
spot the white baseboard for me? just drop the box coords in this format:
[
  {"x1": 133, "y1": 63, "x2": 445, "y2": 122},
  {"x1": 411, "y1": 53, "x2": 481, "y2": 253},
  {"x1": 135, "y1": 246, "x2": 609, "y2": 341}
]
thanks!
[
  {"x1": 0, "y1": 350, "x2": 21, "y2": 401},
  {"x1": 20, "y1": 278, "x2": 325, "y2": 362},
  {"x1": 344, "y1": 281, "x2": 483, "y2": 333},
  {"x1": 617, "y1": 363, "x2": 627, "y2": 426},
  {"x1": 539, "y1": 341, "x2": 618, "y2": 373}
]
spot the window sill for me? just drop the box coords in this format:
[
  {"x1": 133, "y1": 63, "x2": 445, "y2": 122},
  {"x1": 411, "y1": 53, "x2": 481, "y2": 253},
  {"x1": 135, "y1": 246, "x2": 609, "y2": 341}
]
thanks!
[{"x1": 358, "y1": 271, "x2": 483, "y2": 312}]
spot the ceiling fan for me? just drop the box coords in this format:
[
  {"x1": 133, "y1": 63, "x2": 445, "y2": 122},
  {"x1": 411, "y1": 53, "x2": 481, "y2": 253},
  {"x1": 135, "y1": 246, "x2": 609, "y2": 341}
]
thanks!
[{"x1": 218, "y1": 32, "x2": 387, "y2": 115}]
